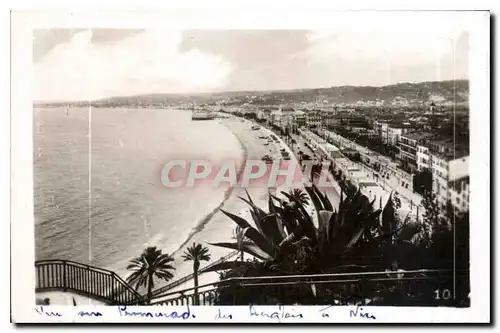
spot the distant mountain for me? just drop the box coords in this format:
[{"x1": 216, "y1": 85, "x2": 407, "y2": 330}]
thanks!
[{"x1": 36, "y1": 80, "x2": 469, "y2": 108}]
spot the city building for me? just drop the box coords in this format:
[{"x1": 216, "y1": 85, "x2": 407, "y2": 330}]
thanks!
[
  {"x1": 377, "y1": 122, "x2": 412, "y2": 146},
  {"x1": 416, "y1": 144, "x2": 432, "y2": 171},
  {"x1": 338, "y1": 116, "x2": 369, "y2": 129},
  {"x1": 280, "y1": 106, "x2": 296, "y2": 113},
  {"x1": 270, "y1": 109, "x2": 283, "y2": 126},
  {"x1": 398, "y1": 131, "x2": 434, "y2": 172},
  {"x1": 431, "y1": 151, "x2": 469, "y2": 213},
  {"x1": 323, "y1": 113, "x2": 340, "y2": 128},
  {"x1": 257, "y1": 109, "x2": 272, "y2": 122},
  {"x1": 449, "y1": 176, "x2": 470, "y2": 213},
  {"x1": 293, "y1": 110, "x2": 307, "y2": 129},
  {"x1": 280, "y1": 113, "x2": 295, "y2": 132},
  {"x1": 307, "y1": 111, "x2": 323, "y2": 128}
]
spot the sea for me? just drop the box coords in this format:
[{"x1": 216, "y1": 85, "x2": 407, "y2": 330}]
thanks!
[{"x1": 34, "y1": 107, "x2": 247, "y2": 281}]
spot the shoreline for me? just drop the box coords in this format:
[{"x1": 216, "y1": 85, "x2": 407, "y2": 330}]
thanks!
[
  {"x1": 150, "y1": 116, "x2": 275, "y2": 295},
  {"x1": 112, "y1": 116, "x2": 252, "y2": 298},
  {"x1": 170, "y1": 120, "x2": 250, "y2": 257}
]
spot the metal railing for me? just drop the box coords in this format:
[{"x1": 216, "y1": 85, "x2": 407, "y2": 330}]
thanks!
[
  {"x1": 146, "y1": 250, "x2": 239, "y2": 299},
  {"x1": 35, "y1": 260, "x2": 143, "y2": 305},
  {"x1": 149, "y1": 269, "x2": 469, "y2": 307}
]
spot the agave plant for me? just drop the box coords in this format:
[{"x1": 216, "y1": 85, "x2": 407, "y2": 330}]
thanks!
[
  {"x1": 302, "y1": 184, "x2": 401, "y2": 270},
  {"x1": 208, "y1": 190, "x2": 291, "y2": 265},
  {"x1": 207, "y1": 184, "x2": 411, "y2": 276}
]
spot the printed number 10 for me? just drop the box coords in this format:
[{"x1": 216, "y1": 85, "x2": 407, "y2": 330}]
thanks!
[{"x1": 434, "y1": 288, "x2": 452, "y2": 300}]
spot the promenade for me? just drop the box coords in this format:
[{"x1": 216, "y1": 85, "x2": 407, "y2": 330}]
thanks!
[
  {"x1": 316, "y1": 128, "x2": 424, "y2": 207},
  {"x1": 294, "y1": 128, "x2": 425, "y2": 223}
]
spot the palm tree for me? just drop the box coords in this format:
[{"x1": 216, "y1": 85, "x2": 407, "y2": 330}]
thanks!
[
  {"x1": 182, "y1": 243, "x2": 211, "y2": 305},
  {"x1": 126, "y1": 246, "x2": 175, "y2": 304}
]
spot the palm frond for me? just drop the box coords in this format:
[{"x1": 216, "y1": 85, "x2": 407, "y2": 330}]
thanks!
[
  {"x1": 125, "y1": 246, "x2": 176, "y2": 292},
  {"x1": 182, "y1": 242, "x2": 212, "y2": 264}
]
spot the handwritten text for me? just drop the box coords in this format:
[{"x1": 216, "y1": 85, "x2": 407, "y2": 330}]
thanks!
[
  {"x1": 117, "y1": 305, "x2": 195, "y2": 319},
  {"x1": 249, "y1": 305, "x2": 303, "y2": 322}
]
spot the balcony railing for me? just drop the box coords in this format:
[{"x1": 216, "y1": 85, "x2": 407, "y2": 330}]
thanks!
[
  {"x1": 35, "y1": 260, "x2": 143, "y2": 305},
  {"x1": 35, "y1": 260, "x2": 469, "y2": 307},
  {"x1": 149, "y1": 269, "x2": 469, "y2": 307}
]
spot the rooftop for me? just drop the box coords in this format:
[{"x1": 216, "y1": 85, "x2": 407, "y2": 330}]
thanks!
[
  {"x1": 432, "y1": 147, "x2": 469, "y2": 161},
  {"x1": 401, "y1": 131, "x2": 434, "y2": 141},
  {"x1": 386, "y1": 122, "x2": 413, "y2": 129}
]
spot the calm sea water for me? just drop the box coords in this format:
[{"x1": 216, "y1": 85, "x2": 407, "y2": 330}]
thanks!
[{"x1": 34, "y1": 107, "x2": 244, "y2": 277}]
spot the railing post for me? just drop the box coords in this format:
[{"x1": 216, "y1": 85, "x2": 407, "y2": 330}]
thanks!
[
  {"x1": 86, "y1": 264, "x2": 91, "y2": 297},
  {"x1": 62, "y1": 261, "x2": 67, "y2": 291}
]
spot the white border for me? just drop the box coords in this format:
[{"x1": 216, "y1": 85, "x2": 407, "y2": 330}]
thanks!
[{"x1": 8, "y1": 7, "x2": 490, "y2": 324}]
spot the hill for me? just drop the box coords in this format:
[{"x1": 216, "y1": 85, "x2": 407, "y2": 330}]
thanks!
[{"x1": 35, "y1": 80, "x2": 469, "y2": 108}]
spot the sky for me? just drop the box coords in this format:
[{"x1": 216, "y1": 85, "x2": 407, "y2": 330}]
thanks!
[{"x1": 33, "y1": 27, "x2": 469, "y2": 101}]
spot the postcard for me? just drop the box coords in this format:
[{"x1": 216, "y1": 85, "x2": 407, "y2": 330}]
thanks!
[{"x1": 9, "y1": 7, "x2": 490, "y2": 324}]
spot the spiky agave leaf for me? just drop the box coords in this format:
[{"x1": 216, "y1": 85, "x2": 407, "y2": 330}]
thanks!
[
  {"x1": 304, "y1": 186, "x2": 324, "y2": 213},
  {"x1": 267, "y1": 194, "x2": 279, "y2": 217},
  {"x1": 221, "y1": 209, "x2": 254, "y2": 230},
  {"x1": 311, "y1": 183, "x2": 334, "y2": 211},
  {"x1": 244, "y1": 189, "x2": 254, "y2": 205},
  {"x1": 240, "y1": 226, "x2": 276, "y2": 257},
  {"x1": 316, "y1": 210, "x2": 334, "y2": 252},
  {"x1": 278, "y1": 232, "x2": 297, "y2": 247},
  {"x1": 238, "y1": 195, "x2": 267, "y2": 217},
  {"x1": 381, "y1": 192, "x2": 396, "y2": 238},
  {"x1": 237, "y1": 190, "x2": 267, "y2": 233},
  {"x1": 260, "y1": 214, "x2": 287, "y2": 244},
  {"x1": 208, "y1": 241, "x2": 272, "y2": 261},
  {"x1": 292, "y1": 202, "x2": 318, "y2": 242},
  {"x1": 345, "y1": 227, "x2": 366, "y2": 250},
  {"x1": 317, "y1": 210, "x2": 334, "y2": 239}
]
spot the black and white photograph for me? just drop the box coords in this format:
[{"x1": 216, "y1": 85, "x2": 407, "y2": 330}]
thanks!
[{"x1": 9, "y1": 8, "x2": 490, "y2": 324}]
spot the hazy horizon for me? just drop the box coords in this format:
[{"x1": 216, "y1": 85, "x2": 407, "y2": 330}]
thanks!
[{"x1": 34, "y1": 78, "x2": 469, "y2": 103}]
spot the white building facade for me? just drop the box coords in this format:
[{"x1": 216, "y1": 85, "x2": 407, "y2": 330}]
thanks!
[
  {"x1": 416, "y1": 145, "x2": 432, "y2": 171},
  {"x1": 431, "y1": 153, "x2": 470, "y2": 213},
  {"x1": 307, "y1": 112, "x2": 323, "y2": 128}
]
